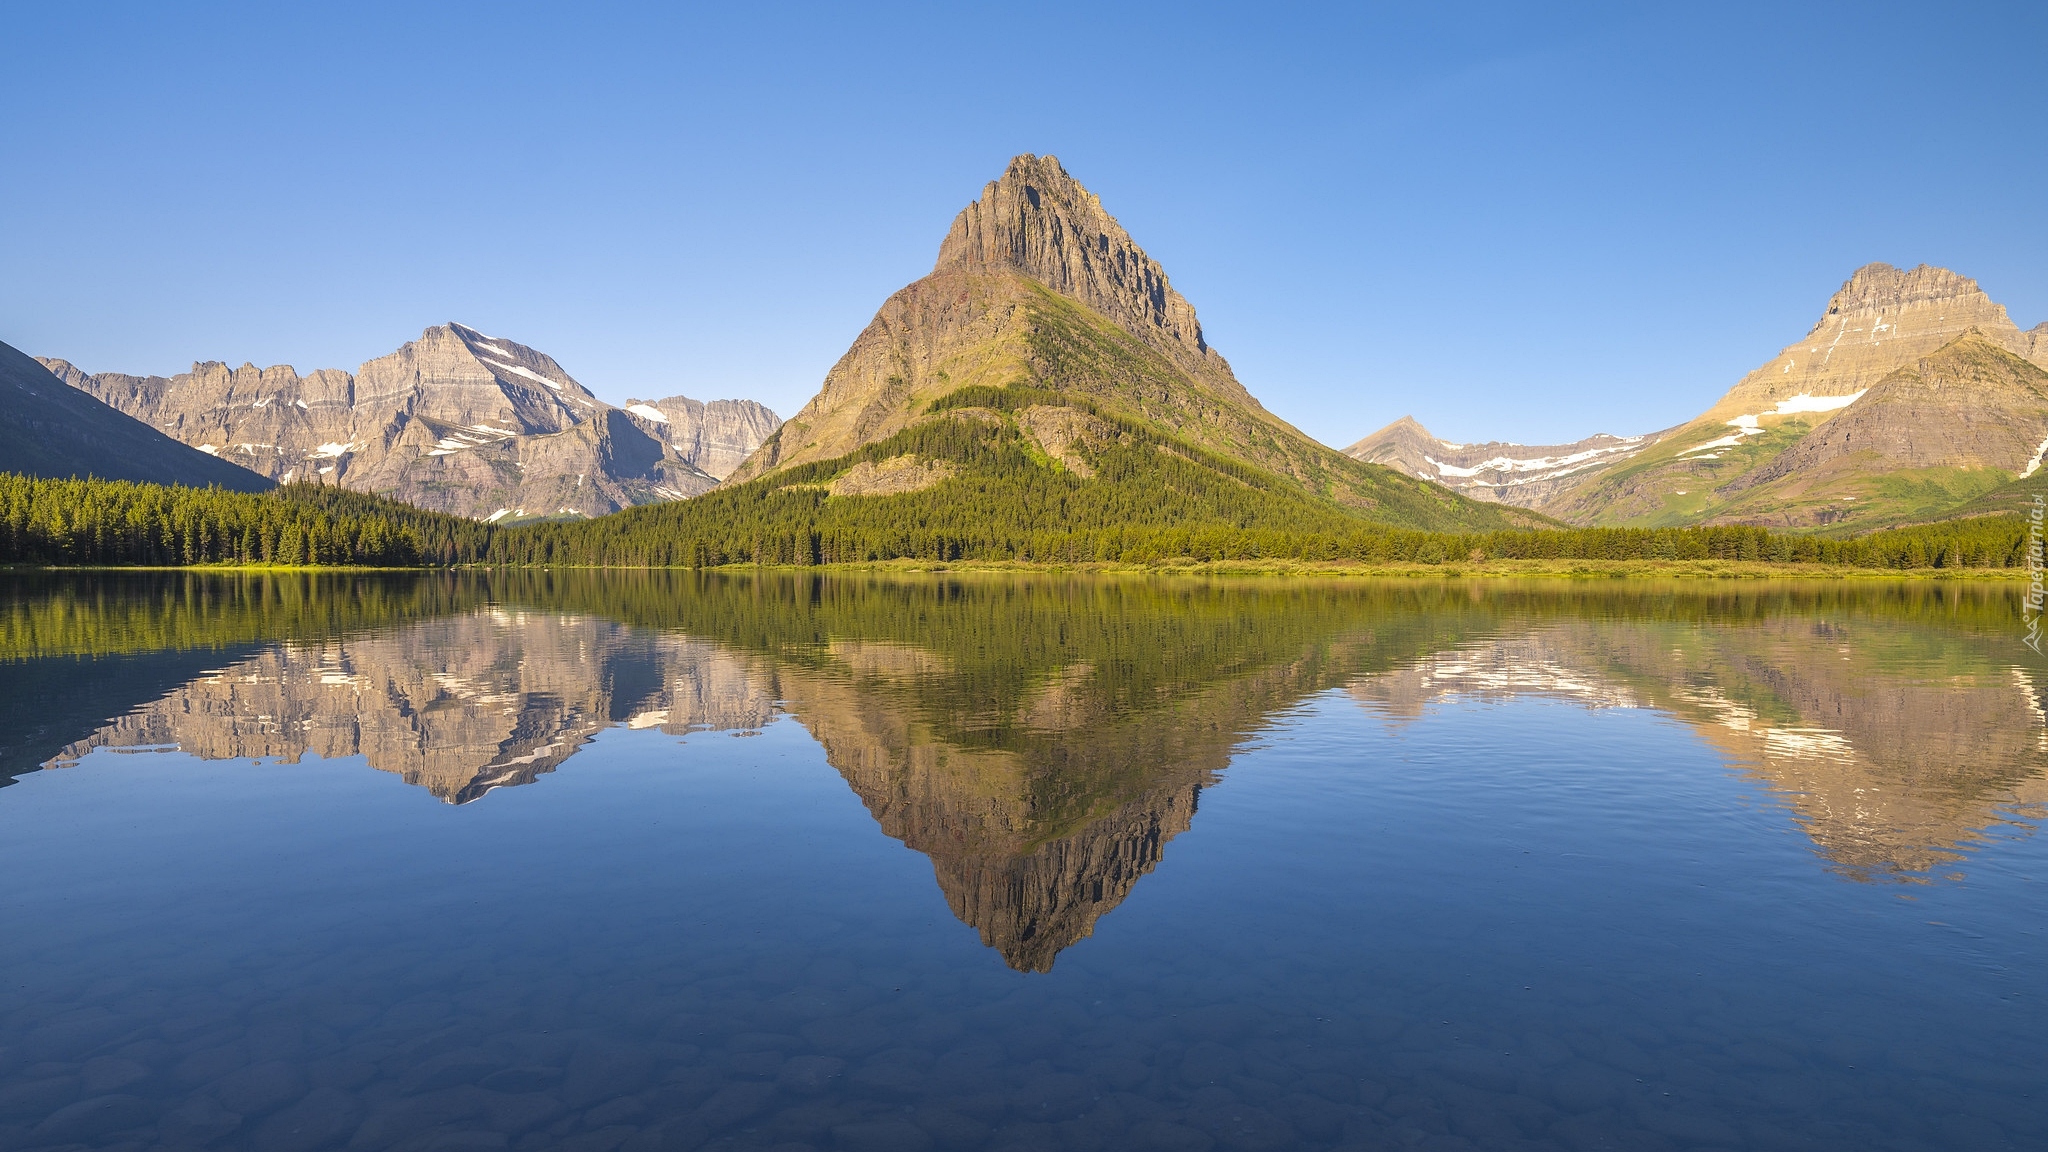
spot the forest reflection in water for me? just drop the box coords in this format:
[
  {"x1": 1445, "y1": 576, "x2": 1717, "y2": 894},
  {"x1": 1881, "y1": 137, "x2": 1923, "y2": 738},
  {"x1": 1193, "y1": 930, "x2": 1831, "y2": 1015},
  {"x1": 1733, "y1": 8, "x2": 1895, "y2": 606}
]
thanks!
[{"x1": 8, "y1": 571, "x2": 2044, "y2": 971}]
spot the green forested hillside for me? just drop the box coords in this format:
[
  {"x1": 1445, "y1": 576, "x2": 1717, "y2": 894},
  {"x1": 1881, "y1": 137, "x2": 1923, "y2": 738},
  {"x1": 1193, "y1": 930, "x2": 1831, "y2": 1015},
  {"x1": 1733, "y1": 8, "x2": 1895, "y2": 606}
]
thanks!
[
  {"x1": 488, "y1": 386, "x2": 1537, "y2": 567},
  {"x1": 0, "y1": 474, "x2": 489, "y2": 567},
  {"x1": 0, "y1": 467, "x2": 2035, "y2": 572}
]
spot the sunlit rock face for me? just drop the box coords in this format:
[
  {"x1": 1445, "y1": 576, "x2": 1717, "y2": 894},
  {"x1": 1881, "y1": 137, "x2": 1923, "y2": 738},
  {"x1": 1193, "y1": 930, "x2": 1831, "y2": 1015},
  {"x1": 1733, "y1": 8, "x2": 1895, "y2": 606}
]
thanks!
[
  {"x1": 47, "y1": 611, "x2": 776, "y2": 803},
  {"x1": 38, "y1": 325, "x2": 780, "y2": 518}
]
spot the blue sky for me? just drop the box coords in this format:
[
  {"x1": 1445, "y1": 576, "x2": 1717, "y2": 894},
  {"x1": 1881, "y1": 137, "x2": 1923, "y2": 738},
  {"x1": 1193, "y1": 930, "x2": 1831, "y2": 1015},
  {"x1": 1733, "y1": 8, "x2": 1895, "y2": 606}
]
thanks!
[{"x1": 4, "y1": 1, "x2": 2043, "y2": 446}]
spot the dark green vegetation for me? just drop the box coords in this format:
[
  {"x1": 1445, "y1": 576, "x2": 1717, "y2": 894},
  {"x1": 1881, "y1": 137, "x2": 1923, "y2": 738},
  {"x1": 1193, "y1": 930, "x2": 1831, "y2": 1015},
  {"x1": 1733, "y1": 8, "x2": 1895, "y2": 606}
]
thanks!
[
  {"x1": 0, "y1": 338, "x2": 274, "y2": 492},
  {"x1": 0, "y1": 473, "x2": 489, "y2": 567},
  {"x1": 1, "y1": 460, "x2": 2037, "y2": 573},
  {"x1": 498, "y1": 385, "x2": 1525, "y2": 566},
  {"x1": 484, "y1": 385, "x2": 2034, "y2": 570}
]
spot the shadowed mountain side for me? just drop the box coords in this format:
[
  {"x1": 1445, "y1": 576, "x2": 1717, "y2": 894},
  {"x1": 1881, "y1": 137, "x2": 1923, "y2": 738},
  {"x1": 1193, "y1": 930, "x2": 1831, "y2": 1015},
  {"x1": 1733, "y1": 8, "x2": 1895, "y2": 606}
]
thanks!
[
  {"x1": 1350, "y1": 611, "x2": 2048, "y2": 880},
  {"x1": 1, "y1": 338, "x2": 275, "y2": 491}
]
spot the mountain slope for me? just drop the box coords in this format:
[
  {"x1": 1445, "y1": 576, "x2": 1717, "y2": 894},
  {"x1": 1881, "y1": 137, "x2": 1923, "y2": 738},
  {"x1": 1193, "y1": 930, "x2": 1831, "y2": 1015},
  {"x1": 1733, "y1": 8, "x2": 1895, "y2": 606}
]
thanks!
[
  {"x1": 1537, "y1": 263, "x2": 2048, "y2": 527},
  {"x1": 727, "y1": 154, "x2": 1539, "y2": 533},
  {"x1": 1697, "y1": 334, "x2": 2048, "y2": 528},
  {"x1": 42, "y1": 325, "x2": 779, "y2": 519},
  {"x1": 1, "y1": 338, "x2": 273, "y2": 491},
  {"x1": 1345, "y1": 415, "x2": 1666, "y2": 507}
]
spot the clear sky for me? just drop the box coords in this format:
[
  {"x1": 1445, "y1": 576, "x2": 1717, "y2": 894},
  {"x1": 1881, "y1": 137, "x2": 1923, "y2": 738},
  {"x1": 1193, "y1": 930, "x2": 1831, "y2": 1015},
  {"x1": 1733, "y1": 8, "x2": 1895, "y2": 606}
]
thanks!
[{"x1": 4, "y1": 1, "x2": 2043, "y2": 447}]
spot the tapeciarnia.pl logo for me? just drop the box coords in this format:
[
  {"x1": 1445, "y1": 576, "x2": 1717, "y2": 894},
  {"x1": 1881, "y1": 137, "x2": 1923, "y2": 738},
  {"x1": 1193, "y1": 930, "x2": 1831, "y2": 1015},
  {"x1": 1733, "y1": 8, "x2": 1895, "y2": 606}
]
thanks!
[{"x1": 2026, "y1": 494, "x2": 2045, "y2": 654}]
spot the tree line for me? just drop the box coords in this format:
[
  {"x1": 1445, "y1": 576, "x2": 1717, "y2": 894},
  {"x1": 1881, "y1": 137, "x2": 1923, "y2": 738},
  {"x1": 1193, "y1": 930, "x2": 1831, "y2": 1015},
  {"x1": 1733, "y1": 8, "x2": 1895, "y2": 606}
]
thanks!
[
  {"x1": 0, "y1": 473, "x2": 489, "y2": 567},
  {"x1": 0, "y1": 466, "x2": 2035, "y2": 573}
]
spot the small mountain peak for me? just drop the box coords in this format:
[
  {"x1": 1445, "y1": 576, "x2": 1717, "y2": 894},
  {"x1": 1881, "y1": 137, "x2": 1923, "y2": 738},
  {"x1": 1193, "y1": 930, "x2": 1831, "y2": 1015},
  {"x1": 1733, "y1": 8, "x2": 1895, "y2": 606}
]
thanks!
[{"x1": 933, "y1": 154, "x2": 1214, "y2": 363}]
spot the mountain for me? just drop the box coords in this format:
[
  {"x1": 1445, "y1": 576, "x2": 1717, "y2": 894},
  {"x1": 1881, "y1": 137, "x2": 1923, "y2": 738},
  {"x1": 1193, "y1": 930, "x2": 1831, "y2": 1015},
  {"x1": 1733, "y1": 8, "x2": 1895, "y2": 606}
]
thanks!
[
  {"x1": 1350, "y1": 263, "x2": 2048, "y2": 529},
  {"x1": 721, "y1": 154, "x2": 1542, "y2": 534},
  {"x1": 40, "y1": 324, "x2": 780, "y2": 519},
  {"x1": 618, "y1": 395, "x2": 782, "y2": 480},
  {"x1": 1344, "y1": 415, "x2": 1663, "y2": 507},
  {"x1": 1, "y1": 338, "x2": 273, "y2": 491},
  {"x1": 1544, "y1": 263, "x2": 2048, "y2": 528}
]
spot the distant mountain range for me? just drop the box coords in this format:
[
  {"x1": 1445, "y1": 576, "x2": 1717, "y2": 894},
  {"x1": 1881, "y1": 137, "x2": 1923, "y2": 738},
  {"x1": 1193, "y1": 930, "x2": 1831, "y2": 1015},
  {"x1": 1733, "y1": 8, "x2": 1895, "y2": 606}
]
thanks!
[
  {"x1": 1, "y1": 338, "x2": 273, "y2": 492},
  {"x1": 1350, "y1": 263, "x2": 2048, "y2": 529},
  {"x1": 10, "y1": 158, "x2": 2043, "y2": 537},
  {"x1": 34, "y1": 325, "x2": 778, "y2": 520}
]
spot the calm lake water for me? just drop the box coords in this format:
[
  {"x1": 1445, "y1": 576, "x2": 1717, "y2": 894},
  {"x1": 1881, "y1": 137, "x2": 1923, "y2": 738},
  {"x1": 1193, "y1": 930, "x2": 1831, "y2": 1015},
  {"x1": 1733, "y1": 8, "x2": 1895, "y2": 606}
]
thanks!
[{"x1": 0, "y1": 572, "x2": 2042, "y2": 1152}]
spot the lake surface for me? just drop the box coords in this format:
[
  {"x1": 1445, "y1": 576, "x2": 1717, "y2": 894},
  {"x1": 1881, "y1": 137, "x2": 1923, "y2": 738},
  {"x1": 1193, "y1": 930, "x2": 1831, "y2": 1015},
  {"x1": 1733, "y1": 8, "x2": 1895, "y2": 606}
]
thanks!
[{"x1": 1, "y1": 572, "x2": 2042, "y2": 1152}]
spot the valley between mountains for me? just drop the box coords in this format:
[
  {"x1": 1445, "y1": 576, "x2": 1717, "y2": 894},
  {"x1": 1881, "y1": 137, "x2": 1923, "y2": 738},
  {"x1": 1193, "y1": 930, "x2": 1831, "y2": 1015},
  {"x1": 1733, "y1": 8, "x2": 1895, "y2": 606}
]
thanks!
[{"x1": 5, "y1": 154, "x2": 2042, "y2": 542}]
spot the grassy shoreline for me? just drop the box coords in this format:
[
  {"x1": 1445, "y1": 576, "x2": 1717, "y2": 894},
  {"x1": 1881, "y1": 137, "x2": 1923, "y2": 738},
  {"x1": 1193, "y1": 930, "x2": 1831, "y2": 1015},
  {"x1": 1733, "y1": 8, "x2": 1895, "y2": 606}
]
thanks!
[{"x1": 6, "y1": 558, "x2": 2029, "y2": 580}]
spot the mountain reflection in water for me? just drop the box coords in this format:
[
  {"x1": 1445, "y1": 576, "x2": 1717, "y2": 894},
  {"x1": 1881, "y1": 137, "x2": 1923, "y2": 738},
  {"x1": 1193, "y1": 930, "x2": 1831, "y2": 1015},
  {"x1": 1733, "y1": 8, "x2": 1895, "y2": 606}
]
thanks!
[{"x1": 9, "y1": 572, "x2": 2046, "y2": 970}]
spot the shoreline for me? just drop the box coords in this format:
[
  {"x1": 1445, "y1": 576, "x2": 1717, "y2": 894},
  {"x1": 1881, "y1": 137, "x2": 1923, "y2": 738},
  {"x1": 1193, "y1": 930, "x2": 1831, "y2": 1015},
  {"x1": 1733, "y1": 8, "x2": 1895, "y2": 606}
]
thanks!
[{"x1": 4, "y1": 559, "x2": 2026, "y2": 580}]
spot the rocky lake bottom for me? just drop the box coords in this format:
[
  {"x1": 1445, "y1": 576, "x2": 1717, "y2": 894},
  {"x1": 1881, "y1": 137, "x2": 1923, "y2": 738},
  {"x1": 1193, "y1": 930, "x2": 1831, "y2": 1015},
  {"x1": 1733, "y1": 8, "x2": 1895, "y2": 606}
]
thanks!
[{"x1": 0, "y1": 572, "x2": 2042, "y2": 1151}]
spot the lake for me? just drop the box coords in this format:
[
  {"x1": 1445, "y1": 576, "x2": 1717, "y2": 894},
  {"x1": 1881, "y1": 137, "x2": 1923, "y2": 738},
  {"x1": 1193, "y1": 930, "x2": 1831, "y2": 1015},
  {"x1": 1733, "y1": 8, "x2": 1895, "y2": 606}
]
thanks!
[{"x1": 0, "y1": 572, "x2": 2042, "y2": 1152}]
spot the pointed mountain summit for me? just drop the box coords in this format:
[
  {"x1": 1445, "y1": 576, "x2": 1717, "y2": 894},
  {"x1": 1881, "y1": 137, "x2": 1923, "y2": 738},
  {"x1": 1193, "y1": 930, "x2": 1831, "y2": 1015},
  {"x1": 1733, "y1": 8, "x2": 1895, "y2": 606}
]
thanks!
[
  {"x1": 931, "y1": 154, "x2": 1240, "y2": 399},
  {"x1": 725, "y1": 154, "x2": 1535, "y2": 532}
]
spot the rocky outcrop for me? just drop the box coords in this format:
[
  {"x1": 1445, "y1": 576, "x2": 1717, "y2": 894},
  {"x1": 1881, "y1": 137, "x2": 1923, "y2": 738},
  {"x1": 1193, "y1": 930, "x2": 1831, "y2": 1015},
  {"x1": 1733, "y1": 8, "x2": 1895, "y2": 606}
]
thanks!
[
  {"x1": 1345, "y1": 415, "x2": 1665, "y2": 509},
  {"x1": 40, "y1": 324, "x2": 778, "y2": 518},
  {"x1": 1016, "y1": 404, "x2": 1118, "y2": 477},
  {"x1": 824, "y1": 454, "x2": 955, "y2": 496},
  {"x1": 1, "y1": 338, "x2": 273, "y2": 491}
]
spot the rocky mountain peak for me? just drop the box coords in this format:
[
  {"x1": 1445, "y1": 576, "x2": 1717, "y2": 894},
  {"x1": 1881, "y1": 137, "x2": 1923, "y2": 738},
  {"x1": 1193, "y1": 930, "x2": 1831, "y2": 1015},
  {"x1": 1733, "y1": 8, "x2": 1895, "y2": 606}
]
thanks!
[
  {"x1": 1818, "y1": 263, "x2": 2013, "y2": 330},
  {"x1": 1695, "y1": 262, "x2": 2037, "y2": 424},
  {"x1": 933, "y1": 154, "x2": 1215, "y2": 369}
]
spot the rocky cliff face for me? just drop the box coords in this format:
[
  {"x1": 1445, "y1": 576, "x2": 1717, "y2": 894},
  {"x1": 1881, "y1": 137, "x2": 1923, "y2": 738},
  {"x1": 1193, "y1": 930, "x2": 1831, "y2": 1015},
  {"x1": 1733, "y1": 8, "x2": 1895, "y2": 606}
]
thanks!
[
  {"x1": 40, "y1": 325, "x2": 779, "y2": 518},
  {"x1": 1345, "y1": 415, "x2": 1664, "y2": 508},
  {"x1": 1722, "y1": 334, "x2": 2048, "y2": 497},
  {"x1": 931, "y1": 154, "x2": 1243, "y2": 401},
  {"x1": 620, "y1": 395, "x2": 782, "y2": 480}
]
